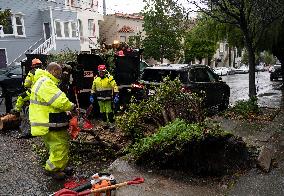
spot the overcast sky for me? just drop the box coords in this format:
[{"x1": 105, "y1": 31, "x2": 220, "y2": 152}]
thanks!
[
  {"x1": 97, "y1": 0, "x2": 197, "y2": 15},
  {"x1": 98, "y1": 0, "x2": 146, "y2": 14}
]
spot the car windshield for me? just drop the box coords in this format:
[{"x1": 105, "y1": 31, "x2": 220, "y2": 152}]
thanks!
[{"x1": 141, "y1": 69, "x2": 188, "y2": 83}]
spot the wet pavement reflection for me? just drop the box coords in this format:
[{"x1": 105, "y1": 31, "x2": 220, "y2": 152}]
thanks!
[{"x1": 222, "y1": 71, "x2": 284, "y2": 108}]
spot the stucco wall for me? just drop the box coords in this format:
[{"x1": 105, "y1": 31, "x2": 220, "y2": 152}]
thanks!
[{"x1": 99, "y1": 15, "x2": 144, "y2": 45}]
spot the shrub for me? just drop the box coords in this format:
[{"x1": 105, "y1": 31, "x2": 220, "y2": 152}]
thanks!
[
  {"x1": 229, "y1": 96, "x2": 260, "y2": 118},
  {"x1": 127, "y1": 119, "x2": 249, "y2": 175},
  {"x1": 116, "y1": 78, "x2": 205, "y2": 140}
]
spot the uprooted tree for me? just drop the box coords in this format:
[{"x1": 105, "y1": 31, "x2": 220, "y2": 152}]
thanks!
[{"x1": 117, "y1": 78, "x2": 250, "y2": 175}]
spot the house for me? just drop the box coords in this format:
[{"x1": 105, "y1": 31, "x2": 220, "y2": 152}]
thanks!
[
  {"x1": 69, "y1": 0, "x2": 103, "y2": 52},
  {"x1": 0, "y1": 0, "x2": 103, "y2": 68},
  {"x1": 99, "y1": 13, "x2": 144, "y2": 45}
]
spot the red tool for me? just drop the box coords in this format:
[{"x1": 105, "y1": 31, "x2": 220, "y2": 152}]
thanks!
[
  {"x1": 69, "y1": 88, "x2": 94, "y2": 139},
  {"x1": 53, "y1": 177, "x2": 144, "y2": 196}
]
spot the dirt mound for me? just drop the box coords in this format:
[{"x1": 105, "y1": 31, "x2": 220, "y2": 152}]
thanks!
[{"x1": 135, "y1": 135, "x2": 253, "y2": 176}]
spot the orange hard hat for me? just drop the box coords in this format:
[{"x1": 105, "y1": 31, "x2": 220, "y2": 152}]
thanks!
[
  {"x1": 118, "y1": 50, "x2": 125, "y2": 56},
  {"x1": 98, "y1": 64, "x2": 106, "y2": 71},
  {"x1": 32, "y1": 58, "x2": 42, "y2": 67}
]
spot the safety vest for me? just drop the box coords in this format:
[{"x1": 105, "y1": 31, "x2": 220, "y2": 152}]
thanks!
[
  {"x1": 91, "y1": 75, "x2": 119, "y2": 101},
  {"x1": 29, "y1": 70, "x2": 74, "y2": 136}
]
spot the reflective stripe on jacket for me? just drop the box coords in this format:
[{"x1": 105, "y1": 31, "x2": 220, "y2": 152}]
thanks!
[
  {"x1": 29, "y1": 70, "x2": 74, "y2": 136},
  {"x1": 91, "y1": 75, "x2": 119, "y2": 101}
]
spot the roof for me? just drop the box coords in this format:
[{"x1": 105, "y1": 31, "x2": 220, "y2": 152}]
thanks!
[
  {"x1": 114, "y1": 13, "x2": 144, "y2": 20},
  {"x1": 118, "y1": 25, "x2": 135, "y2": 33}
]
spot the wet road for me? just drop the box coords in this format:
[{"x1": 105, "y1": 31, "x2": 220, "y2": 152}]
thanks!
[{"x1": 221, "y1": 71, "x2": 284, "y2": 108}]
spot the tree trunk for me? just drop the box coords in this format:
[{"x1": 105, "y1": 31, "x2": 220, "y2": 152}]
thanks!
[
  {"x1": 243, "y1": 30, "x2": 257, "y2": 98},
  {"x1": 233, "y1": 48, "x2": 236, "y2": 68},
  {"x1": 229, "y1": 46, "x2": 232, "y2": 67},
  {"x1": 247, "y1": 45, "x2": 256, "y2": 98}
]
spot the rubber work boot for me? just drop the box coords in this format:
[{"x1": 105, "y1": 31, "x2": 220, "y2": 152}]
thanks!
[
  {"x1": 18, "y1": 132, "x2": 33, "y2": 139},
  {"x1": 44, "y1": 170, "x2": 67, "y2": 180},
  {"x1": 62, "y1": 166, "x2": 74, "y2": 176}
]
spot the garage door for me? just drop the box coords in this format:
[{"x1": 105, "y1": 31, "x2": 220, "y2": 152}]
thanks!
[{"x1": 0, "y1": 49, "x2": 7, "y2": 68}]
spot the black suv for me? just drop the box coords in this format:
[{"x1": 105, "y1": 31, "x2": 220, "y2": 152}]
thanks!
[
  {"x1": 270, "y1": 65, "x2": 282, "y2": 81},
  {"x1": 132, "y1": 64, "x2": 230, "y2": 111},
  {"x1": 0, "y1": 66, "x2": 24, "y2": 96}
]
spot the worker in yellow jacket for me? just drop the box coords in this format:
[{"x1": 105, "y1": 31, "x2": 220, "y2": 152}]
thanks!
[
  {"x1": 90, "y1": 64, "x2": 119, "y2": 123},
  {"x1": 14, "y1": 58, "x2": 43, "y2": 112},
  {"x1": 29, "y1": 62, "x2": 74, "y2": 179},
  {"x1": 12, "y1": 58, "x2": 43, "y2": 139}
]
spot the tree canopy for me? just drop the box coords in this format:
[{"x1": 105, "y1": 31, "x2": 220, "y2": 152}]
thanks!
[
  {"x1": 189, "y1": 0, "x2": 284, "y2": 97},
  {"x1": 0, "y1": 9, "x2": 11, "y2": 28},
  {"x1": 142, "y1": 0, "x2": 186, "y2": 63}
]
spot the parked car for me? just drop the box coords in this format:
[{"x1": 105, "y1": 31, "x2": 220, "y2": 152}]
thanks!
[
  {"x1": 213, "y1": 67, "x2": 229, "y2": 76},
  {"x1": 140, "y1": 60, "x2": 151, "y2": 73},
  {"x1": 235, "y1": 65, "x2": 249, "y2": 74},
  {"x1": 255, "y1": 64, "x2": 265, "y2": 72},
  {"x1": 0, "y1": 66, "x2": 24, "y2": 97},
  {"x1": 228, "y1": 67, "x2": 236, "y2": 75},
  {"x1": 270, "y1": 64, "x2": 282, "y2": 81},
  {"x1": 132, "y1": 64, "x2": 230, "y2": 111}
]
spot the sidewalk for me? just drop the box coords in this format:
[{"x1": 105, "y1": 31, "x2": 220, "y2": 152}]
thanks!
[
  {"x1": 110, "y1": 109, "x2": 284, "y2": 196},
  {"x1": 0, "y1": 109, "x2": 283, "y2": 195}
]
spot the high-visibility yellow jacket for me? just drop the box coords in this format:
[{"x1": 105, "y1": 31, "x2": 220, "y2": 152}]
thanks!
[
  {"x1": 91, "y1": 75, "x2": 119, "y2": 101},
  {"x1": 24, "y1": 70, "x2": 36, "y2": 88},
  {"x1": 15, "y1": 69, "x2": 39, "y2": 111},
  {"x1": 29, "y1": 69, "x2": 74, "y2": 136}
]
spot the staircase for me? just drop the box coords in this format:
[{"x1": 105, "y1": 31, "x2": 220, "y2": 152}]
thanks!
[
  {"x1": 8, "y1": 38, "x2": 44, "y2": 66},
  {"x1": 32, "y1": 35, "x2": 56, "y2": 54}
]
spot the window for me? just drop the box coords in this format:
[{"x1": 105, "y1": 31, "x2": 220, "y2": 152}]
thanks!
[
  {"x1": 55, "y1": 21, "x2": 62, "y2": 37},
  {"x1": 120, "y1": 36, "x2": 126, "y2": 42},
  {"x1": 3, "y1": 17, "x2": 13, "y2": 34},
  {"x1": 66, "y1": 0, "x2": 75, "y2": 7},
  {"x1": 55, "y1": 21, "x2": 78, "y2": 39},
  {"x1": 78, "y1": 19, "x2": 83, "y2": 36},
  {"x1": 15, "y1": 15, "x2": 24, "y2": 35},
  {"x1": 71, "y1": 22, "x2": 77, "y2": 37},
  {"x1": 194, "y1": 68, "x2": 210, "y2": 82},
  {"x1": 64, "y1": 22, "x2": 70, "y2": 37},
  {"x1": 2, "y1": 14, "x2": 25, "y2": 37},
  {"x1": 88, "y1": 19, "x2": 94, "y2": 36}
]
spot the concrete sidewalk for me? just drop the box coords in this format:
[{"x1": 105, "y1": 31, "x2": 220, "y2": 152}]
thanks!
[{"x1": 110, "y1": 109, "x2": 284, "y2": 196}]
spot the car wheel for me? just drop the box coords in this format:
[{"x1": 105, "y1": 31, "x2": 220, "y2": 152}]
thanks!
[{"x1": 219, "y1": 93, "x2": 229, "y2": 112}]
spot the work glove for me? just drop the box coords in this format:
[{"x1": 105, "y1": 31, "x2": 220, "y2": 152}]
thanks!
[
  {"x1": 114, "y1": 94, "x2": 119, "y2": 104},
  {"x1": 10, "y1": 109, "x2": 20, "y2": 117},
  {"x1": 89, "y1": 94, "x2": 94, "y2": 103}
]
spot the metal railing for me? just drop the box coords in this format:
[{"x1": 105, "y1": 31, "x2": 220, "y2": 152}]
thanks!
[
  {"x1": 8, "y1": 38, "x2": 43, "y2": 66},
  {"x1": 32, "y1": 35, "x2": 55, "y2": 54}
]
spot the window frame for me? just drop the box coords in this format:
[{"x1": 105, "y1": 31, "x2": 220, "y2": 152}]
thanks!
[
  {"x1": 1, "y1": 14, "x2": 26, "y2": 38},
  {"x1": 88, "y1": 19, "x2": 94, "y2": 36},
  {"x1": 14, "y1": 14, "x2": 25, "y2": 37},
  {"x1": 55, "y1": 20, "x2": 79, "y2": 40}
]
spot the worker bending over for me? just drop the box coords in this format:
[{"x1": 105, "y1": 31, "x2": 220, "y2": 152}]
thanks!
[{"x1": 29, "y1": 62, "x2": 75, "y2": 179}]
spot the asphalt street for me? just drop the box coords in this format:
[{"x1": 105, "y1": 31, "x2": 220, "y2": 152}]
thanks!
[{"x1": 221, "y1": 71, "x2": 283, "y2": 108}]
